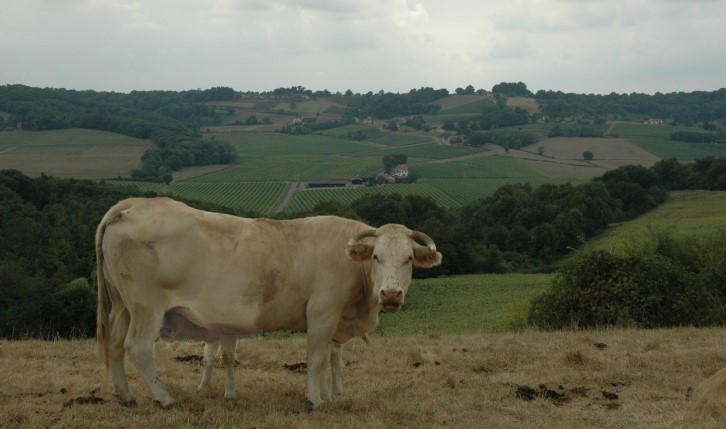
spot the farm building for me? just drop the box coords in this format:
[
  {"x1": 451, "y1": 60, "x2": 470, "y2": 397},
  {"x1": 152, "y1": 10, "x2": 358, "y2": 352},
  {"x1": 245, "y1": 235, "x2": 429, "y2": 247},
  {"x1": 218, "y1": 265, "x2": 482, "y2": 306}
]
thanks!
[
  {"x1": 391, "y1": 164, "x2": 409, "y2": 179},
  {"x1": 306, "y1": 180, "x2": 347, "y2": 189}
]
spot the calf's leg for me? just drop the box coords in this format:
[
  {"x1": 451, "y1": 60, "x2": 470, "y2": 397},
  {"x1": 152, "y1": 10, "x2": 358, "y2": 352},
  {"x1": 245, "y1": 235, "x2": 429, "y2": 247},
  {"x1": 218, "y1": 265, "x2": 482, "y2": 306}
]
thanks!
[
  {"x1": 220, "y1": 335, "x2": 237, "y2": 399},
  {"x1": 331, "y1": 342, "x2": 343, "y2": 397},
  {"x1": 198, "y1": 340, "x2": 219, "y2": 392}
]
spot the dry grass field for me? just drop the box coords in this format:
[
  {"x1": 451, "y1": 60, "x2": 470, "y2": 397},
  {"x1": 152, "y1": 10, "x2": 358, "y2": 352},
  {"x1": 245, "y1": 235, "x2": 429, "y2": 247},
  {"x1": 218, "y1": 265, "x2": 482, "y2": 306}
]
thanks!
[
  {"x1": 505, "y1": 97, "x2": 541, "y2": 114},
  {"x1": 2, "y1": 328, "x2": 725, "y2": 428},
  {"x1": 512, "y1": 137, "x2": 661, "y2": 179},
  {"x1": 0, "y1": 129, "x2": 152, "y2": 179}
]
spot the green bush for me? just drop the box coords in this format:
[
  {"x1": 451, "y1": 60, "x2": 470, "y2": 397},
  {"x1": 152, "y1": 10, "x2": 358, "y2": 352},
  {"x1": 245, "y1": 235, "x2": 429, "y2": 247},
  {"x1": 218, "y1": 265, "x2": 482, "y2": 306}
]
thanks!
[{"x1": 528, "y1": 231, "x2": 726, "y2": 329}]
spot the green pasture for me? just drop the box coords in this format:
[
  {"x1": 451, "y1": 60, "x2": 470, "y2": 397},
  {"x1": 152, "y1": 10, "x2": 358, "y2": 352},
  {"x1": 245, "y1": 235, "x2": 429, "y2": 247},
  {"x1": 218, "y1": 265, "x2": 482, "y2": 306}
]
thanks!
[
  {"x1": 511, "y1": 123, "x2": 554, "y2": 140},
  {"x1": 317, "y1": 125, "x2": 386, "y2": 139},
  {"x1": 366, "y1": 133, "x2": 434, "y2": 147},
  {"x1": 416, "y1": 155, "x2": 548, "y2": 179},
  {"x1": 212, "y1": 132, "x2": 376, "y2": 156},
  {"x1": 377, "y1": 273, "x2": 553, "y2": 335},
  {"x1": 283, "y1": 176, "x2": 576, "y2": 213},
  {"x1": 166, "y1": 181, "x2": 290, "y2": 213},
  {"x1": 186, "y1": 156, "x2": 381, "y2": 182},
  {"x1": 610, "y1": 122, "x2": 693, "y2": 138},
  {"x1": 630, "y1": 137, "x2": 726, "y2": 160},
  {"x1": 370, "y1": 142, "x2": 486, "y2": 160},
  {"x1": 579, "y1": 190, "x2": 726, "y2": 254}
]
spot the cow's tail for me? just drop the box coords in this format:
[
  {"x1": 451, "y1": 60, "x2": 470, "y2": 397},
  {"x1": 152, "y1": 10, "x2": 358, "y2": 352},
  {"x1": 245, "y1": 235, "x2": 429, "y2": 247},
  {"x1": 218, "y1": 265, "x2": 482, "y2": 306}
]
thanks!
[
  {"x1": 96, "y1": 211, "x2": 112, "y2": 370},
  {"x1": 96, "y1": 201, "x2": 130, "y2": 370},
  {"x1": 696, "y1": 367, "x2": 726, "y2": 411}
]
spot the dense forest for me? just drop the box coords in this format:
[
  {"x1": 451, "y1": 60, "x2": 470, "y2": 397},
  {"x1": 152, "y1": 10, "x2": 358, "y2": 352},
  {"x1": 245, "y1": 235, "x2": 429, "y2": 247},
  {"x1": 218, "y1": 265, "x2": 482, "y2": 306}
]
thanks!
[{"x1": 3, "y1": 154, "x2": 725, "y2": 338}]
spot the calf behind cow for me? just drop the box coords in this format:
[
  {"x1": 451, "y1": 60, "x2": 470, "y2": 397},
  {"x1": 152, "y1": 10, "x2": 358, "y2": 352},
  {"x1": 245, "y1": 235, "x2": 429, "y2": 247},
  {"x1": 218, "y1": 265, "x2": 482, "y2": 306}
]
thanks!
[{"x1": 96, "y1": 197, "x2": 442, "y2": 407}]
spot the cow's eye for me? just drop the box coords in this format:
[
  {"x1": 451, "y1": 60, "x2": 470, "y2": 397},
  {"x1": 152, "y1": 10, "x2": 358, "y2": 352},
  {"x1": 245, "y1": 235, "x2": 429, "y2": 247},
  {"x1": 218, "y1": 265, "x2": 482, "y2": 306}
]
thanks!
[
  {"x1": 405, "y1": 256, "x2": 413, "y2": 264},
  {"x1": 373, "y1": 254, "x2": 380, "y2": 262}
]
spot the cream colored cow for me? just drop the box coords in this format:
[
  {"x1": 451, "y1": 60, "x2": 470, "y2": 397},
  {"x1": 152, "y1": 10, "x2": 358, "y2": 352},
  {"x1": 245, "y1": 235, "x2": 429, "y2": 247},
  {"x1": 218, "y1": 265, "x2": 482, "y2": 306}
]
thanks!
[{"x1": 96, "y1": 197, "x2": 442, "y2": 408}]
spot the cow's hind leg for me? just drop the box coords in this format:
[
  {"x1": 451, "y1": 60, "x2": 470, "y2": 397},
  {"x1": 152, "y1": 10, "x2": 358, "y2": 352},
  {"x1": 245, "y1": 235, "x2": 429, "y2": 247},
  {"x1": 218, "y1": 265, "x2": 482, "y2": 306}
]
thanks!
[
  {"x1": 125, "y1": 304, "x2": 176, "y2": 408},
  {"x1": 108, "y1": 304, "x2": 135, "y2": 405},
  {"x1": 220, "y1": 335, "x2": 237, "y2": 399},
  {"x1": 330, "y1": 342, "x2": 343, "y2": 397}
]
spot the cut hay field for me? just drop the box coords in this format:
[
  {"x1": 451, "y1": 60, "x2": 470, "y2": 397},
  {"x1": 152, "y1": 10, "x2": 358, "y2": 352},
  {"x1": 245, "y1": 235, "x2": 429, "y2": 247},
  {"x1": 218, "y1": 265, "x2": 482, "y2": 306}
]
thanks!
[
  {"x1": 513, "y1": 137, "x2": 661, "y2": 179},
  {"x1": 0, "y1": 129, "x2": 152, "y2": 178},
  {"x1": 2, "y1": 327, "x2": 724, "y2": 428}
]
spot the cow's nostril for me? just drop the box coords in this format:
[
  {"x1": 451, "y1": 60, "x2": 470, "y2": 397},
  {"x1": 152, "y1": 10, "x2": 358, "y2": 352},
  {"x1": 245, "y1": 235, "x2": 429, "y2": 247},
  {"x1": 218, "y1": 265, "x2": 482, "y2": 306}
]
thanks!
[{"x1": 380, "y1": 289, "x2": 403, "y2": 300}]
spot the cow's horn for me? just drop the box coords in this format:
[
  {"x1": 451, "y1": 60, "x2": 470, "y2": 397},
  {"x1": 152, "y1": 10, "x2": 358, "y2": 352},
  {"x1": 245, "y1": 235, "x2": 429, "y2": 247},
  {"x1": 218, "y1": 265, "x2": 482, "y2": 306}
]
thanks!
[
  {"x1": 348, "y1": 229, "x2": 377, "y2": 245},
  {"x1": 411, "y1": 231, "x2": 437, "y2": 251}
]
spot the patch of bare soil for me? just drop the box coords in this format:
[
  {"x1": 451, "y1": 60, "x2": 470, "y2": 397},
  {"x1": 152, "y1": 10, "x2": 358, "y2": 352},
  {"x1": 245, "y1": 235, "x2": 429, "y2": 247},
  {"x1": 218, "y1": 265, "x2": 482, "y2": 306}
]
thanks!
[
  {"x1": 62, "y1": 389, "x2": 108, "y2": 409},
  {"x1": 283, "y1": 362, "x2": 307, "y2": 374}
]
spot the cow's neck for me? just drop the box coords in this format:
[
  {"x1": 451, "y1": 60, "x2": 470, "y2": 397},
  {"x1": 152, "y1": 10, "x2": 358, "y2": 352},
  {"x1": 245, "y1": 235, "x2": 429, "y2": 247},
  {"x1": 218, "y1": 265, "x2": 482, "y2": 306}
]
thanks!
[
  {"x1": 360, "y1": 262, "x2": 381, "y2": 314},
  {"x1": 334, "y1": 263, "x2": 380, "y2": 343}
]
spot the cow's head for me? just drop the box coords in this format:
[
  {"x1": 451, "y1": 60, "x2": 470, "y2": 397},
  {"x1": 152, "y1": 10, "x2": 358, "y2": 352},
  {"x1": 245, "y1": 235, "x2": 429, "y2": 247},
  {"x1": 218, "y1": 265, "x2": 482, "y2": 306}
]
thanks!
[{"x1": 346, "y1": 224, "x2": 442, "y2": 313}]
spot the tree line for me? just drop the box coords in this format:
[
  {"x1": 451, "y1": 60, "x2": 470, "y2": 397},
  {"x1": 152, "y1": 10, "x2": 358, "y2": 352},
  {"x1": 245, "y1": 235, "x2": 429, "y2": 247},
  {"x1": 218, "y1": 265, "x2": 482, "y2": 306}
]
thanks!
[{"x1": 535, "y1": 87, "x2": 726, "y2": 123}]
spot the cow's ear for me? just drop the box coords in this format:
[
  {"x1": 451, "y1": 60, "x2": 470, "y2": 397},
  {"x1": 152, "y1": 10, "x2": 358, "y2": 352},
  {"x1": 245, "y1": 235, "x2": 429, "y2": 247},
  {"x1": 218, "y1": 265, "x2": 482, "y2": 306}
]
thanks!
[
  {"x1": 347, "y1": 242, "x2": 373, "y2": 262},
  {"x1": 413, "y1": 245, "x2": 442, "y2": 268}
]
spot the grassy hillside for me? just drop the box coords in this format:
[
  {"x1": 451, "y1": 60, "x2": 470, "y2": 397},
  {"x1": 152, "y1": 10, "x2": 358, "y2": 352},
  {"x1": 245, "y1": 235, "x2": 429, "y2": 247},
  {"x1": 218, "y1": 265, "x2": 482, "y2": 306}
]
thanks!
[
  {"x1": 581, "y1": 190, "x2": 726, "y2": 254},
  {"x1": 378, "y1": 273, "x2": 552, "y2": 334}
]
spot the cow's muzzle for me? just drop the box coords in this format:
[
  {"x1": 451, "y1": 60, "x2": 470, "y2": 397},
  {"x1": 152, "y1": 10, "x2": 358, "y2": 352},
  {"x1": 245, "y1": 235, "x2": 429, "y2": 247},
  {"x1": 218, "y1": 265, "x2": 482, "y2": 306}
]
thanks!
[{"x1": 379, "y1": 289, "x2": 403, "y2": 313}]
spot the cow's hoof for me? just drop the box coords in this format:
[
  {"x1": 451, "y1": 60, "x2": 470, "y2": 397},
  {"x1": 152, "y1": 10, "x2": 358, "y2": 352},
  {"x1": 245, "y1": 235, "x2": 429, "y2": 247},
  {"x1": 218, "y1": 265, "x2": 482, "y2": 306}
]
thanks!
[
  {"x1": 307, "y1": 397, "x2": 324, "y2": 411},
  {"x1": 224, "y1": 392, "x2": 237, "y2": 400},
  {"x1": 154, "y1": 398, "x2": 178, "y2": 409},
  {"x1": 113, "y1": 393, "x2": 137, "y2": 407}
]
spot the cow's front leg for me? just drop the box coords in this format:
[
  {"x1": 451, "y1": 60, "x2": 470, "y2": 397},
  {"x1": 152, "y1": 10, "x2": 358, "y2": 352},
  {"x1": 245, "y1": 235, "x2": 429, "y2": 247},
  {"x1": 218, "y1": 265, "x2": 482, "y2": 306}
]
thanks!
[
  {"x1": 305, "y1": 311, "x2": 338, "y2": 408},
  {"x1": 331, "y1": 342, "x2": 343, "y2": 397},
  {"x1": 306, "y1": 337, "x2": 331, "y2": 407}
]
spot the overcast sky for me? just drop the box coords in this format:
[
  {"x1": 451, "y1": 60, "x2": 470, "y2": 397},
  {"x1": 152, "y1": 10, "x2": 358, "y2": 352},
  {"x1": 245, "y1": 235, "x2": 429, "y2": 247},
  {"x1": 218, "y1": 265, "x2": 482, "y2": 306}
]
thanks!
[{"x1": 1, "y1": 0, "x2": 725, "y2": 95}]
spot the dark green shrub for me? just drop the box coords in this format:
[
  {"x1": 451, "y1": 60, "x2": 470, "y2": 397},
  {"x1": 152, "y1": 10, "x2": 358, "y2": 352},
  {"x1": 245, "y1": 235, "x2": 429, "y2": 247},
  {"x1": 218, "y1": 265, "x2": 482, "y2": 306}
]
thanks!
[{"x1": 529, "y1": 231, "x2": 726, "y2": 329}]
